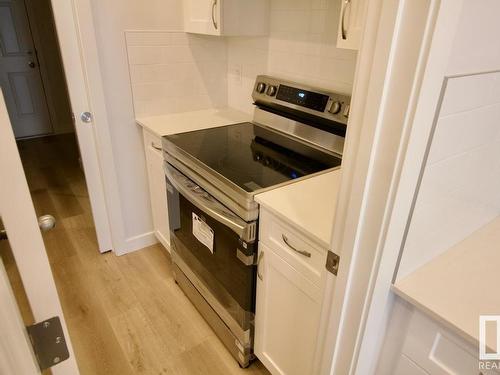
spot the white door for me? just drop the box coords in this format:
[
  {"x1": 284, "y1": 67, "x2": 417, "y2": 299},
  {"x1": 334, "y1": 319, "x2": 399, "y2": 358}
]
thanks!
[
  {"x1": 0, "y1": 0, "x2": 53, "y2": 138},
  {"x1": 0, "y1": 92, "x2": 79, "y2": 374},
  {"x1": 50, "y1": 0, "x2": 114, "y2": 254}
]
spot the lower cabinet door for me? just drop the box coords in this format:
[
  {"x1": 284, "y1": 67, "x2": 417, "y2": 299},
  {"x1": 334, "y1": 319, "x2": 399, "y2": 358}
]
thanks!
[
  {"x1": 255, "y1": 243, "x2": 322, "y2": 375},
  {"x1": 143, "y1": 132, "x2": 170, "y2": 249},
  {"x1": 394, "y1": 355, "x2": 430, "y2": 375}
]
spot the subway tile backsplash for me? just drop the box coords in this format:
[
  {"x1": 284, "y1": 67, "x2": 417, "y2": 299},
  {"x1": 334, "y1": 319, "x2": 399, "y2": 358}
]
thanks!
[
  {"x1": 126, "y1": 31, "x2": 227, "y2": 117},
  {"x1": 398, "y1": 72, "x2": 500, "y2": 278}
]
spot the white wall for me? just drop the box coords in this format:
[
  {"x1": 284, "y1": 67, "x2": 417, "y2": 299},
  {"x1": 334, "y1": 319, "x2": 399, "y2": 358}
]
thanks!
[
  {"x1": 397, "y1": 71, "x2": 500, "y2": 278},
  {"x1": 89, "y1": 0, "x2": 183, "y2": 249},
  {"x1": 396, "y1": 0, "x2": 500, "y2": 279}
]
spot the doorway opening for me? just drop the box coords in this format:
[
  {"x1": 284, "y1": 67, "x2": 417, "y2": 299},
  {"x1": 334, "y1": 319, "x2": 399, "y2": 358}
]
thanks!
[
  {"x1": 0, "y1": 0, "x2": 106, "y2": 255},
  {"x1": 0, "y1": 0, "x2": 99, "y2": 246}
]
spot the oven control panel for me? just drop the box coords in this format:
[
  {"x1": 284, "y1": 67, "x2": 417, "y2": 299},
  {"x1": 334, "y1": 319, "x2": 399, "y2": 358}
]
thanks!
[{"x1": 252, "y1": 75, "x2": 351, "y2": 125}]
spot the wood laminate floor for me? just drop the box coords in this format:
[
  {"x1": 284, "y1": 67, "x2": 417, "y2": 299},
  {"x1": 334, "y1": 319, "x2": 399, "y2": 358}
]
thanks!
[{"x1": 11, "y1": 134, "x2": 270, "y2": 375}]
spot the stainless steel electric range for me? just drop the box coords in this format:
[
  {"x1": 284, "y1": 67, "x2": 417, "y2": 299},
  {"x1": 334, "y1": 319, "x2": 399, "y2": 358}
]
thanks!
[{"x1": 162, "y1": 75, "x2": 350, "y2": 367}]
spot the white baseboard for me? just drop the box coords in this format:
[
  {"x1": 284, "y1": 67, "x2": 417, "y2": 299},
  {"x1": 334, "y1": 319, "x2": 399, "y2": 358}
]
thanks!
[
  {"x1": 116, "y1": 231, "x2": 158, "y2": 256},
  {"x1": 155, "y1": 231, "x2": 171, "y2": 253}
]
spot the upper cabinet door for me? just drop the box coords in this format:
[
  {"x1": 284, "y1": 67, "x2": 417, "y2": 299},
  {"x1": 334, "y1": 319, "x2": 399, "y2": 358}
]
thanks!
[
  {"x1": 184, "y1": 0, "x2": 269, "y2": 36},
  {"x1": 184, "y1": 0, "x2": 221, "y2": 36},
  {"x1": 336, "y1": 0, "x2": 367, "y2": 50}
]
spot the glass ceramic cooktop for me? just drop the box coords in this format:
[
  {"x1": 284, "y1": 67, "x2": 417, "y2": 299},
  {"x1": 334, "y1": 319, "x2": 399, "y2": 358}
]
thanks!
[{"x1": 164, "y1": 122, "x2": 341, "y2": 193}]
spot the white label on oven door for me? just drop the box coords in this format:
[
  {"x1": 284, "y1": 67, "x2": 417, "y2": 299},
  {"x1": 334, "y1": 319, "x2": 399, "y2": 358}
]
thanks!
[{"x1": 192, "y1": 213, "x2": 214, "y2": 253}]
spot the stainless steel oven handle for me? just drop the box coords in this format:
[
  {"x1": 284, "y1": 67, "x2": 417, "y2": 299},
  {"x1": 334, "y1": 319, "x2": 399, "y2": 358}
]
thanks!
[{"x1": 165, "y1": 164, "x2": 249, "y2": 239}]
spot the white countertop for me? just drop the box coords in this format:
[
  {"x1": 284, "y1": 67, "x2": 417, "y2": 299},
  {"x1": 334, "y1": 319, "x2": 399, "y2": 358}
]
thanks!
[
  {"x1": 393, "y1": 216, "x2": 500, "y2": 351},
  {"x1": 255, "y1": 169, "x2": 342, "y2": 248},
  {"x1": 136, "y1": 108, "x2": 251, "y2": 137}
]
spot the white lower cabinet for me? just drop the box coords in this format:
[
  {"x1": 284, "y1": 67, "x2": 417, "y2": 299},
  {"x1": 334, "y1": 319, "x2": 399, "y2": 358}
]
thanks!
[
  {"x1": 394, "y1": 355, "x2": 429, "y2": 375},
  {"x1": 255, "y1": 209, "x2": 327, "y2": 375},
  {"x1": 142, "y1": 129, "x2": 170, "y2": 250}
]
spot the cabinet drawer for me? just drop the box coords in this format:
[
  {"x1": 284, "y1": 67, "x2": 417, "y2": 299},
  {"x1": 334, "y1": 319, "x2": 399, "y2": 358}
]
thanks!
[
  {"x1": 143, "y1": 130, "x2": 163, "y2": 156},
  {"x1": 259, "y1": 209, "x2": 327, "y2": 285}
]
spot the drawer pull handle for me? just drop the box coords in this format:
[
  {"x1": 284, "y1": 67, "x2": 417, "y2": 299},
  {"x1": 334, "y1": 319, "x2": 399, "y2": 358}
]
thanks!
[
  {"x1": 211, "y1": 0, "x2": 218, "y2": 30},
  {"x1": 151, "y1": 142, "x2": 162, "y2": 151},
  {"x1": 341, "y1": 0, "x2": 351, "y2": 40},
  {"x1": 282, "y1": 234, "x2": 311, "y2": 258},
  {"x1": 257, "y1": 251, "x2": 264, "y2": 280}
]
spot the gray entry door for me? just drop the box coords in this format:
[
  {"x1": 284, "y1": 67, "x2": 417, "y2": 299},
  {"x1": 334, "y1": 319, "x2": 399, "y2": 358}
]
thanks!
[{"x1": 0, "y1": 0, "x2": 53, "y2": 138}]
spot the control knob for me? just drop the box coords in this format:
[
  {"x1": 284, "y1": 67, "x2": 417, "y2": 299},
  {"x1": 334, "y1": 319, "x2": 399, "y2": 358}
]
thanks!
[
  {"x1": 256, "y1": 82, "x2": 267, "y2": 94},
  {"x1": 329, "y1": 101, "x2": 342, "y2": 115},
  {"x1": 266, "y1": 85, "x2": 277, "y2": 97}
]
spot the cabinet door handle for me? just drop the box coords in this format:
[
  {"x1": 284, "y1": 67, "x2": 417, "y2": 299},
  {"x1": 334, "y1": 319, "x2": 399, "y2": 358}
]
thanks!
[
  {"x1": 282, "y1": 234, "x2": 312, "y2": 258},
  {"x1": 211, "y1": 0, "x2": 218, "y2": 30},
  {"x1": 151, "y1": 142, "x2": 162, "y2": 151},
  {"x1": 257, "y1": 251, "x2": 264, "y2": 280},
  {"x1": 341, "y1": 0, "x2": 351, "y2": 40}
]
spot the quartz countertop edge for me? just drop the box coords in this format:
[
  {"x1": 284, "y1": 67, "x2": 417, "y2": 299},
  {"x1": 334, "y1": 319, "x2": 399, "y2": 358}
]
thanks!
[
  {"x1": 255, "y1": 169, "x2": 342, "y2": 249},
  {"x1": 136, "y1": 108, "x2": 252, "y2": 137},
  {"x1": 393, "y1": 216, "x2": 500, "y2": 351}
]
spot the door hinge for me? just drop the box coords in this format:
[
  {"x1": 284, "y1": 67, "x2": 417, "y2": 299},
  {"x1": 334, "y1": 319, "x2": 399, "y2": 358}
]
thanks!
[
  {"x1": 26, "y1": 316, "x2": 70, "y2": 371},
  {"x1": 326, "y1": 251, "x2": 340, "y2": 275}
]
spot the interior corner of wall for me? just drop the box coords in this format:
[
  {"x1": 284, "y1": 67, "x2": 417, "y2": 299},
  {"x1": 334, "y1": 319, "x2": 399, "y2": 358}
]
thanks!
[{"x1": 114, "y1": 231, "x2": 157, "y2": 256}]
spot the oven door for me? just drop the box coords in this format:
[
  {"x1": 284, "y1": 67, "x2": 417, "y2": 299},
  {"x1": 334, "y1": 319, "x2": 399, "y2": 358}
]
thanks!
[{"x1": 165, "y1": 163, "x2": 257, "y2": 335}]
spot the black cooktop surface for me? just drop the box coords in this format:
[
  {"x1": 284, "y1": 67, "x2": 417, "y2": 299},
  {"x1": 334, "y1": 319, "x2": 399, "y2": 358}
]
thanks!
[{"x1": 164, "y1": 122, "x2": 341, "y2": 193}]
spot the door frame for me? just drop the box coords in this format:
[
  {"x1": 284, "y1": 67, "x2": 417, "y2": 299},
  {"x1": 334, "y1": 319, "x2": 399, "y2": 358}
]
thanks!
[
  {"x1": 316, "y1": 0, "x2": 465, "y2": 374},
  {"x1": 49, "y1": 0, "x2": 127, "y2": 254}
]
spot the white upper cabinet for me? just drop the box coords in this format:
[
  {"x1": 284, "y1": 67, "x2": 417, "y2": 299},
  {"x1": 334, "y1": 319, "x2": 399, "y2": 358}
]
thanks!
[
  {"x1": 336, "y1": 0, "x2": 367, "y2": 50},
  {"x1": 184, "y1": 0, "x2": 269, "y2": 36}
]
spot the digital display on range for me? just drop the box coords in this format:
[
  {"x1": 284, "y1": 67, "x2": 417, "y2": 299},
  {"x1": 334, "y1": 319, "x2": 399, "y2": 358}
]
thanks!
[{"x1": 276, "y1": 85, "x2": 329, "y2": 112}]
